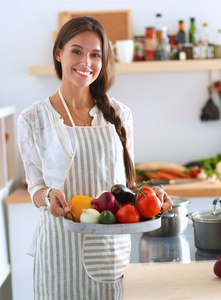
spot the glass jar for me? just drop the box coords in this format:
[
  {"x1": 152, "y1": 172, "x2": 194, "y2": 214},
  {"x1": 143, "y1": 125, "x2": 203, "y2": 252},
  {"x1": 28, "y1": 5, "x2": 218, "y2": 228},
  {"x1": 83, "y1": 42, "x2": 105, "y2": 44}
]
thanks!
[
  {"x1": 145, "y1": 27, "x2": 157, "y2": 61},
  {"x1": 134, "y1": 36, "x2": 145, "y2": 61}
]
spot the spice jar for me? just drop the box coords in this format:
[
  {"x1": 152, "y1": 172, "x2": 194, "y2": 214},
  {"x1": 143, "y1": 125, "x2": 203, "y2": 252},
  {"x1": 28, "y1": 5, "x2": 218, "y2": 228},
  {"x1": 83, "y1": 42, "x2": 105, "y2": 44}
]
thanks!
[
  {"x1": 145, "y1": 27, "x2": 157, "y2": 61},
  {"x1": 134, "y1": 36, "x2": 145, "y2": 61}
]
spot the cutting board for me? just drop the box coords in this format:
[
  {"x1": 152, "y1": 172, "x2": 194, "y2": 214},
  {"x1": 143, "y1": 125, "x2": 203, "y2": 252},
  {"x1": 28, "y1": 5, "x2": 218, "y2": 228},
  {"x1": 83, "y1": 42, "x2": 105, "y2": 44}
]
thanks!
[
  {"x1": 124, "y1": 262, "x2": 220, "y2": 299},
  {"x1": 163, "y1": 180, "x2": 221, "y2": 197}
]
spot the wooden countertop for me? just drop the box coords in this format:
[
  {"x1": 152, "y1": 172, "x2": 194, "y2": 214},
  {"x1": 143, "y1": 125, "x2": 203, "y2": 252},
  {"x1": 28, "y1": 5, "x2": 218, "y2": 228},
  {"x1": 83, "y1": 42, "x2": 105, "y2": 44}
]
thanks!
[
  {"x1": 6, "y1": 180, "x2": 221, "y2": 204},
  {"x1": 124, "y1": 262, "x2": 220, "y2": 299},
  {"x1": 6, "y1": 187, "x2": 31, "y2": 204}
]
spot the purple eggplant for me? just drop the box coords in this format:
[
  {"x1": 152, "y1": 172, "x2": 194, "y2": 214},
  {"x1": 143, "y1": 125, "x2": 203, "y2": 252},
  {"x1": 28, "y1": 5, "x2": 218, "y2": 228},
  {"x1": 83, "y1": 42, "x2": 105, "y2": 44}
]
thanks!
[{"x1": 111, "y1": 184, "x2": 135, "y2": 205}]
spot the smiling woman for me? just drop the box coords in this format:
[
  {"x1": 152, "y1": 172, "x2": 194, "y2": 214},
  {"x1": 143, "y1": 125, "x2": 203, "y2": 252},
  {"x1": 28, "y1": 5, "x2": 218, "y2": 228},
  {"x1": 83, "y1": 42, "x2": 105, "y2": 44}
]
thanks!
[{"x1": 17, "y1": 15, "x2": 172, "y2": 300}]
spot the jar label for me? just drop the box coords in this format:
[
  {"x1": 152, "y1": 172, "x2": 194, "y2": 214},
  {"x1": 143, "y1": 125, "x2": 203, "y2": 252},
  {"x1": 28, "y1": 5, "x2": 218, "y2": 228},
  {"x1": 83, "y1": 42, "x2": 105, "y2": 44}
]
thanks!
[{"x1": 145, "y1": 38, "x2": 158, "y2": 51}]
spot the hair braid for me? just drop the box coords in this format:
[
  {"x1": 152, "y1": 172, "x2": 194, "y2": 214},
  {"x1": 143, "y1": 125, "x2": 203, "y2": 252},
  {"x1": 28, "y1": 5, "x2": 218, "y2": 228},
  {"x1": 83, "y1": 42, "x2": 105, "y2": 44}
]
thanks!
[{"x1": 96, "y1": 96, "x2": 135, "y2": 189}]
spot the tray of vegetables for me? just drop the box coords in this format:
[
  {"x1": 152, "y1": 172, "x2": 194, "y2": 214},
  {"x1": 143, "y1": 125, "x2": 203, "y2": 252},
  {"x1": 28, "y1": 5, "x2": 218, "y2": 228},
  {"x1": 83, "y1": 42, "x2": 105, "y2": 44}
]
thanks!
[{"x1": 63, "y1": 181, "x2": 162, "y2": 235}]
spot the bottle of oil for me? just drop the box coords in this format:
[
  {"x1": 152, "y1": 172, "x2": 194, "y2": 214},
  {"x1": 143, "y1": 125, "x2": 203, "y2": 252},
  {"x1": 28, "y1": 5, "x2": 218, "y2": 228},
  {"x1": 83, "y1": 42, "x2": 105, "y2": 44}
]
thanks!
[{"x1": 189, "y1": 18, "x2": 198, "y2": 43}]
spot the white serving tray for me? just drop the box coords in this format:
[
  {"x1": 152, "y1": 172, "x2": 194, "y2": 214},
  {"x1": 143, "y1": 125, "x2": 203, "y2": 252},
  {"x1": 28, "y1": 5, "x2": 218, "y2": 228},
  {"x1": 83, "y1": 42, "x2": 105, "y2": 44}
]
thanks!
[{"x1": 63, "y1": 217, "x2": 161, "y2": 235}]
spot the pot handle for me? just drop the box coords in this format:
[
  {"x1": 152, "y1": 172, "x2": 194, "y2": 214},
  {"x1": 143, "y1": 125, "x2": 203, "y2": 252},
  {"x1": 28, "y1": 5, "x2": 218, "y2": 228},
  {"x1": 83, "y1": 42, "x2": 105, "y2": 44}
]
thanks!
[
  {"x1": 161, "y1": 213, "x2": 177, "y2": 219},
  {"x1": 186, "y1": 212, "x2": 194, "y2": 221},
  {"x1": 212, "y1": 198, "x2": 221, "y2": 215}
]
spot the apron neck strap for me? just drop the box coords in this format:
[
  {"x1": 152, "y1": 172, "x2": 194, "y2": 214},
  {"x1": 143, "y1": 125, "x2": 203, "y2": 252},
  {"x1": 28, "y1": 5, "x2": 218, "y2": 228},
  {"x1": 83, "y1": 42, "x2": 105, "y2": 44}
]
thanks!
[{"x1": 58, "y1": 88, "x2": 75, "y2": 127}]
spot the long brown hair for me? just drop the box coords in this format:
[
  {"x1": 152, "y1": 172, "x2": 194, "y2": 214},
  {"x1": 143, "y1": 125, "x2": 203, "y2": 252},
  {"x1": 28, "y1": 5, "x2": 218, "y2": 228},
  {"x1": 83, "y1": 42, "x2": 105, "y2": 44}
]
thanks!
[{"x1": 53, "y1": 16, "x2": 135, "y2": 188}]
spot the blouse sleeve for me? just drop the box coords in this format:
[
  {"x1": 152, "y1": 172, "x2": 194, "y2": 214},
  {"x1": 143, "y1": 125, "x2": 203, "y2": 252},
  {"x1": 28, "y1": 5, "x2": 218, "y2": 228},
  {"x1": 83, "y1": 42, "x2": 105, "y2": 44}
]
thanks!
[{"x1": 17, "y1": 113, "x2": 46, "y2": 203}]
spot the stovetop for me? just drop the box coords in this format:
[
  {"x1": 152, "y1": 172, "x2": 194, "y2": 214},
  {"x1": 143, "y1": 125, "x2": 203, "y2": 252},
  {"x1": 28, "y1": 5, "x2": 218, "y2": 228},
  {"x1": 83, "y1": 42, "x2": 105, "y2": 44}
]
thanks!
[{"x1": 130, "y1": 222, "x2": 220, "y2": 264}]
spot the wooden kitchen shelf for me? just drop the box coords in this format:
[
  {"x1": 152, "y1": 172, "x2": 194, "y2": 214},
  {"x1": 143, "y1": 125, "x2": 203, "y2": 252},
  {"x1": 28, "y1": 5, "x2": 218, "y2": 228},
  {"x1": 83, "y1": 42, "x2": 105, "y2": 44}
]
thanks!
[{"x1": 29, "y1": 59, "x2": 221, "y2": 76}]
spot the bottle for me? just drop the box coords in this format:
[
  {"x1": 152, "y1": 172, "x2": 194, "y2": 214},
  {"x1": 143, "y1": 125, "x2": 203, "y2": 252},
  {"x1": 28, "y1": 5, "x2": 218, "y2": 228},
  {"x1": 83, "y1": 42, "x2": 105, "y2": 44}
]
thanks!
[
  {"x1": 199, "y1": 23, "x2": 213, "y2": 59},
  {"x1": 155, "y1": 13, "x2": 168, "y2": 46},
  {"x1": 200, "y1": 23, "x2": 210, "y2": 44},
  {"x1": 189, "y1": 18, "x2": 198, "y2": 43},
  {"x1": 155, "y1": 13, "x2": 169, "y2": 60},
  {"x1": 155, "y1": 13, "x2": 163, "y2": 46},
  {"x1": 177, "y1": 20, "x2": 186, "y2": 44}
]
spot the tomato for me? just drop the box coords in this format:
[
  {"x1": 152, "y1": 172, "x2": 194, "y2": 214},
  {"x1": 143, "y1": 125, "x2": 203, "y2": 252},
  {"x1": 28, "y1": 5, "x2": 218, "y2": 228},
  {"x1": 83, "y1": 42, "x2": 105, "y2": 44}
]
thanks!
[
  {"x1": 136, "y1": 187, "x2": 156, "y2": 201},
  {"x1": 136, "y1": 194, "x2": 162, "y2": 219},
  {"x1": 116, "y1": 204, "x2": 140, "y2": 223}
]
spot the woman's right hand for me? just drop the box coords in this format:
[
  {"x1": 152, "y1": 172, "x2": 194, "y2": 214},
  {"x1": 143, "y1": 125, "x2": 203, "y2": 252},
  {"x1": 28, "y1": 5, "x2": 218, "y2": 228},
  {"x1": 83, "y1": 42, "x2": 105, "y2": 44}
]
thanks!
[{"x1": 48, "y1": 188, "x2": 70, "y2": 217}]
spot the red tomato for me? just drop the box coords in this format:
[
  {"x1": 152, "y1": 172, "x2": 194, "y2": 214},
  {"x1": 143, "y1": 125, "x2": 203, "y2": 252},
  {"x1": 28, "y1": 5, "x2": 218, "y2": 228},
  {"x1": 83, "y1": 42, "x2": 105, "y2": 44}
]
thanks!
[
  {"x1": 136, "y1": 187, "x2": 156, "y2": 201},
  {"x1": 116, "y1": 204, "x2": 140, "y2": 223},
  {"x1": 136, "y1": 194, "x2": 162, "y2": 218}
]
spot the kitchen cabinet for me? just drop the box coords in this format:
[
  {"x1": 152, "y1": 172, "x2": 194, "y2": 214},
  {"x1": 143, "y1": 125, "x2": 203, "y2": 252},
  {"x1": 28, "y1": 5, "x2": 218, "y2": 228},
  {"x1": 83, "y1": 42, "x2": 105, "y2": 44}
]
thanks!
[{"x1": 29, "y1": 59, "x2": 221, "y2": 76}]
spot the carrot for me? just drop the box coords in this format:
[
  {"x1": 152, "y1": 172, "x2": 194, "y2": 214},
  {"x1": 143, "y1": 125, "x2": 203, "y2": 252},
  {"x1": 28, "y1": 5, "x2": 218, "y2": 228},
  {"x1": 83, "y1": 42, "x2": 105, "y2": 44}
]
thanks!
[
  {"x1": 146, "y1": 172, "x2": 162, "y2": 180},
  {"x1": 155, "y1": 171, "x2": 177, "y2": 180},
  {"x1": 158, "y1": 168, "x2": 190, "y2": 178}
]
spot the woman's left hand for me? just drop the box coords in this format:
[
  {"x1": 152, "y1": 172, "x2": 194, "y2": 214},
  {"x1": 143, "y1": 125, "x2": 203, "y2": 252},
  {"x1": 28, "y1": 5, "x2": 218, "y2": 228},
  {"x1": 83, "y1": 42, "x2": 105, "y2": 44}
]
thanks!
[{"x1": 151, "y1": 186, "x2": 173, "y2": 213}]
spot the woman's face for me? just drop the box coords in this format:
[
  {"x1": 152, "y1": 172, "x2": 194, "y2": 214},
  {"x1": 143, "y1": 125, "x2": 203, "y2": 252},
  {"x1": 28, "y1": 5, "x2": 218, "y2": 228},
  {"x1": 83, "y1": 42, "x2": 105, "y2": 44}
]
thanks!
[{"x1": 56, "y1": 31, "x2": 102, "y2": 88}]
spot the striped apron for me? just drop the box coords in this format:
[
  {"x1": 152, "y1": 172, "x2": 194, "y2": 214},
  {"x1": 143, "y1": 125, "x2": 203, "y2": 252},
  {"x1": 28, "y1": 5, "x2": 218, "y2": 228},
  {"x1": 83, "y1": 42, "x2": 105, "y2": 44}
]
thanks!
[{"x1": 33, "y1": 95, "x2": 131, "y2": 299}]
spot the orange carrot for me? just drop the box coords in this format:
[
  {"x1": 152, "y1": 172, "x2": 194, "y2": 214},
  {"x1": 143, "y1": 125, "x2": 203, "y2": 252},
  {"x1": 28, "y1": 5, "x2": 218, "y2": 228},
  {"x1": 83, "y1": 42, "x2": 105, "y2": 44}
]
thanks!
[
  {"x1": 158, "y1": 168, "x2": 190, "y2": 178},
  {"x1": 155, "y1": 171, "x2": 177, "y2": 180},
  {"x1": 146, "y1": 172, "x2": 162, "y2": 180}
]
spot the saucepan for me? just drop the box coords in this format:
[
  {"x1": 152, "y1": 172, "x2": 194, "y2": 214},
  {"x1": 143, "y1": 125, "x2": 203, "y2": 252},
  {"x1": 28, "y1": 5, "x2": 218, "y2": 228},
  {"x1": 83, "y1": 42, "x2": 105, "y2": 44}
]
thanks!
[
  {"x1": 187, "y1": 198, "x2": 221, "y2": 252},
  {"x1": 144, "y1": 196, "x2": 190, "y2": 237}
]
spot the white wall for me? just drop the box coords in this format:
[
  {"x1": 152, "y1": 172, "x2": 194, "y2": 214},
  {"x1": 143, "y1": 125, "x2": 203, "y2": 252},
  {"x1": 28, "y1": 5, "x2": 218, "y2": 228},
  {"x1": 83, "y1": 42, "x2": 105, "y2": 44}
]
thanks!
[{"x1": 1, "y1": 0, "x2": 221, "y2": 178}]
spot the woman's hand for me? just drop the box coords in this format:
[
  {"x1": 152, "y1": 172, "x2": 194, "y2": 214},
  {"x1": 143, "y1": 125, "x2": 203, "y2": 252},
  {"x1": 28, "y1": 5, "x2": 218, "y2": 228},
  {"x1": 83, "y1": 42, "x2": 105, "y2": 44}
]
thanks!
[
  {"x1": 48, "y1": 188, "x2": 70, "y2": 217},
  {"x1": 151, "y1": 186, "x2": 173, "y2": 213}
]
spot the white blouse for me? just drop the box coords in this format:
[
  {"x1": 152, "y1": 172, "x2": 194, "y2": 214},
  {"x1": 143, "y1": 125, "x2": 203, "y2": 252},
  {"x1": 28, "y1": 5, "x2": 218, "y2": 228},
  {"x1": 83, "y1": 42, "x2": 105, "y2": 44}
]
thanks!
[{"x1": 17, "y1": 97, "x2": 134, "y2": 202}]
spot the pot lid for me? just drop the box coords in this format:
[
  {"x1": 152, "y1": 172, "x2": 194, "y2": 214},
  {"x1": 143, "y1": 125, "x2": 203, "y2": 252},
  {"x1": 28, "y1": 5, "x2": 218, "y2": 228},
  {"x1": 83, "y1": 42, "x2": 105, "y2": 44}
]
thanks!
[
  {"x1": 190, "y1": 210, "x2": 221, "y2": 222},
  {"x1": 188, "y1": 198, "x2": 221, "y2": 223},
  {"x1": 170, "y1": 196, "x2": 190, "y2": 207}
]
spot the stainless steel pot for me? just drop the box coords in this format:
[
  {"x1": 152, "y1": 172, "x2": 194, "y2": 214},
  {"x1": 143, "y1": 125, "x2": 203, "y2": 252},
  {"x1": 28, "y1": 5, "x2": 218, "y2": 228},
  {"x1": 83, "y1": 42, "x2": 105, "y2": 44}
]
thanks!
[
  {"x1": 144, "y1": 196, "x2": 190, "y2": 237},
  {"x1": 187, "y1": 198, "x2": 221, "y2": 252}
]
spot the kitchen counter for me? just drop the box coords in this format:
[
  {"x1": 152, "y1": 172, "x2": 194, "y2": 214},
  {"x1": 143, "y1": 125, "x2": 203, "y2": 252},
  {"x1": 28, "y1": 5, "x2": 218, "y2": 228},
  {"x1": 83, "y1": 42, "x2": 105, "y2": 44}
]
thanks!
[
  {"x1": 130, "y1": 222, "x2": 220, "y2": 264},
  {"x1": 6, "y1": 180, "x2": 221, "y2": 205},
  {"x1": 124, "y1": 262, "x2": 220, "y2": 300}
]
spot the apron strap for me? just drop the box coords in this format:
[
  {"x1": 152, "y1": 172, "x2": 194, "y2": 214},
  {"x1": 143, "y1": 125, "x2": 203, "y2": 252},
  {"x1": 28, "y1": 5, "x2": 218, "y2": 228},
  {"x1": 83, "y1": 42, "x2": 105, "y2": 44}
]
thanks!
[
  {"x1": 59, "y1": 88, "x2": 76, "y2": 128},
  {"x1": 59, "y1": 88, "x2": 78, "y2": 155}
]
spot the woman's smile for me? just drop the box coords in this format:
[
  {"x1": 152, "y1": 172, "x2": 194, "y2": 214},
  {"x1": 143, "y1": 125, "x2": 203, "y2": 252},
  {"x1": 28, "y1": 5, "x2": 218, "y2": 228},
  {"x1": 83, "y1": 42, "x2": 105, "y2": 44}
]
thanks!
[{"x1": 74, "y1": 68, "x2": 93, "y2": 77}]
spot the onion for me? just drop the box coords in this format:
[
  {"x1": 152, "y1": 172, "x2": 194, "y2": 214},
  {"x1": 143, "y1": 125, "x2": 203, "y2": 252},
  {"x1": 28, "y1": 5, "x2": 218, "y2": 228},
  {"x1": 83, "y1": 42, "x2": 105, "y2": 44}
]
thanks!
[
  {"x1": 213, "y1": 255, "x2": 221, "y2": 278},
  {"x1": 95, "y1": 190, "x2": 107, "y2": 199},
  {"x1": 80, "y1": 208, "x2": 100, "y2": 224},
  {"x1": 91, "y1": 192, "x2": 117, "y2": 213}
]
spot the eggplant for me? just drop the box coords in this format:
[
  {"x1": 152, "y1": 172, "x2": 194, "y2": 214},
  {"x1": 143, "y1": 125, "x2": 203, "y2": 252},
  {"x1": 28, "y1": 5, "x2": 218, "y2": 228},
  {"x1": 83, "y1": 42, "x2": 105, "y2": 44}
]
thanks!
[
  {"x1": 184, "y1": 161, "x2": 201, "y2": 168},
  {"x1": 111, "y1": 184, "x2": 135, "y2": 205}
]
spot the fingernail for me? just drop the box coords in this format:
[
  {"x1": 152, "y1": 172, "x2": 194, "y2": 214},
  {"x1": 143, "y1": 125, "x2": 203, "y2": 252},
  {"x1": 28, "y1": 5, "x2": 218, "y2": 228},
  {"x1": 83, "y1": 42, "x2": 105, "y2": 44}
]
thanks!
[{"x1": 64, "y1": 207, "x2": 69, "y2": 212}]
